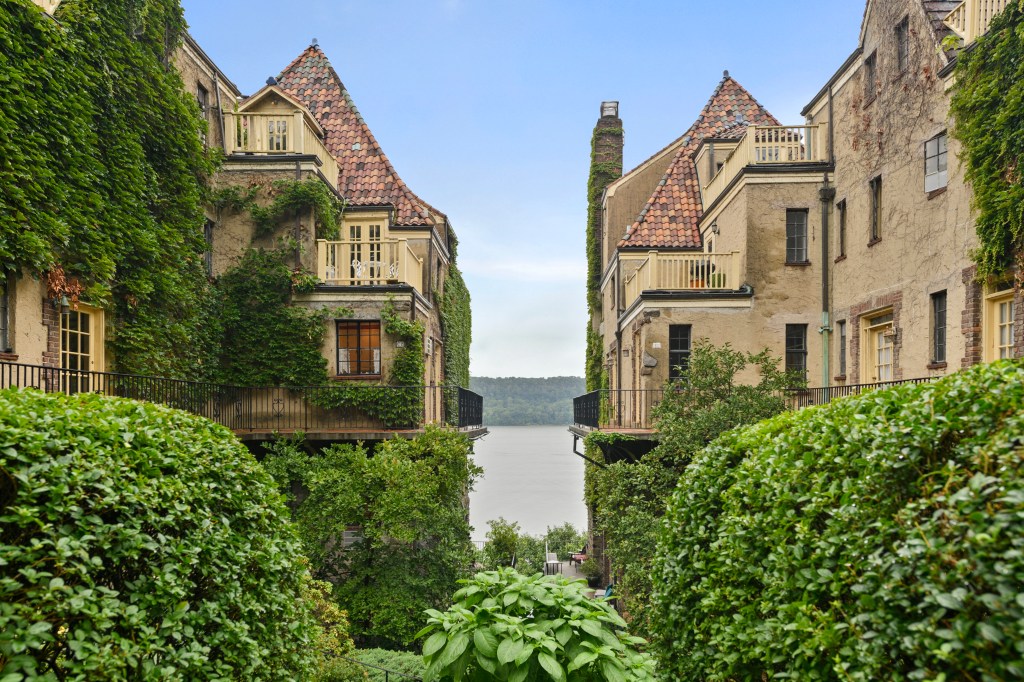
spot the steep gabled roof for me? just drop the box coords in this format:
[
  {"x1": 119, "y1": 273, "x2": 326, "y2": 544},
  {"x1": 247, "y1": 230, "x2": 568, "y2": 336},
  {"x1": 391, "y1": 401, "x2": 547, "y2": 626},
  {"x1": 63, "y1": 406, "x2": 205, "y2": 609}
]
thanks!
[
  {"x1": 619, "y1": 74, "x2": 780, "y2": 249},
  {"x1": 276, "y1": 45, "x2": 444, "y2": 226}
]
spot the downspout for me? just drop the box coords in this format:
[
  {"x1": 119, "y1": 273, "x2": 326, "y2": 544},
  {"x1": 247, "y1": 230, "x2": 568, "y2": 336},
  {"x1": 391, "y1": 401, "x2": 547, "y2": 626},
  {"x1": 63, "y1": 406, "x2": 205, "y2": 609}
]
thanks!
[
  {"x1": 820, "y1": 174, "x2": 834, "y2": 389},
  {"x1": 615, "y1": 258, "x2": 623, "y2": 422},
  {"x1": 213, "y1": 73, "x2": 226, "y2": 150}
]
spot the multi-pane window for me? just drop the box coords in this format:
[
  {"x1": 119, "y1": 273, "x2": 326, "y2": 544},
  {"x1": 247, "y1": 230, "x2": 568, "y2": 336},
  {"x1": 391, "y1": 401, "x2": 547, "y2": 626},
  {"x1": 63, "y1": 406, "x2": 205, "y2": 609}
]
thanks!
[
  {"x1": 986, "y1": 290, "x2": 1016, "y2": 361},
  {"x1": 864, "y1": 52, "x2": 878, "y2": 101},
  {"x1": 869, "y1": 176, "x2": 882, "y2": 242},
  {"x1": 895, "y1": 17, "x2": 910, "y2": 73},
  {"x1": 61, "y1": 305, "x2": 104, "y2": 391},
  {"x1": 668, "y1": 324, "x2": 692, "y2": 381},
  {"x1": 785, "y1": 324, "x2": 808, "y2": 382},
  {"x1": 931, "y1": 290, "x2": 947, "y2": 364},
  {"x1": 836, "y1": 200, "x2": 847, "y2": 258},
  {"x1": 837, "y1": 320, "x2": 847, "y2": 377},
  {"x1": 925, "y1": 133, "x2": 948, "y2": 192},
  {"x1": 786, "y1": 209, "x2": 809, "y2": 264},
  {"x1": 864, "y1": 312, "x2": 894, "y2": 382},
  {"x1": 336, "y1": 320, "x2": 381, "y2": 376},
  {"x1": 348, "y1": 224, "x2": 383, "y2": 280}
]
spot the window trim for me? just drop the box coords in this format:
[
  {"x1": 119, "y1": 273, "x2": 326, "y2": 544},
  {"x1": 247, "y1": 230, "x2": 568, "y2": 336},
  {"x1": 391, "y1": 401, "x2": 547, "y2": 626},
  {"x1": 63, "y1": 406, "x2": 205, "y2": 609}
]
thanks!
[
  {"x1": 860, "y1": 309, "x2": 895, "y2": 383},
  {"x1": 930, "y1": 290, "x2": 947, "y2": 365},
  {"x1": 785, "y1": 209, "x2": 810, "y2": 264},
  {"x1": 983, "y1": 287, "x2": 1016, "y2": 362},
  {"x1": 837, "y1": 319, "x2": 847, "y2": 378},
  {"x1": 336, "y1": 319, "x2": 382, "y2": 377},
  {"x1": 869, "y1": 176, "x2": 882, "y2": 243}
]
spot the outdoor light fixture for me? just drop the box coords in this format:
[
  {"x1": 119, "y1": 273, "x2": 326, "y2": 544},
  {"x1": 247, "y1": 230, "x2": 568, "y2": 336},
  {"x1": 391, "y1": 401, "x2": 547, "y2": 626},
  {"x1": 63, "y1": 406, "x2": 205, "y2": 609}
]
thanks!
[
  {"x1": 710, "y1": 221, "x2": 720, "y2": 235},
  {"x1": 52, "y1": 295, "x2": 70, "y2": 315}
]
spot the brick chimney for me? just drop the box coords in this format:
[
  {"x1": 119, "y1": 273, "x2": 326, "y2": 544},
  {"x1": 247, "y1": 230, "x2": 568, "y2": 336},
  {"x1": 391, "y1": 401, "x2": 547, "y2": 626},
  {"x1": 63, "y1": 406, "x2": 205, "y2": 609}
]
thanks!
[{"x1": 592, "y1": 102, "x2": 623, "y2": 177}]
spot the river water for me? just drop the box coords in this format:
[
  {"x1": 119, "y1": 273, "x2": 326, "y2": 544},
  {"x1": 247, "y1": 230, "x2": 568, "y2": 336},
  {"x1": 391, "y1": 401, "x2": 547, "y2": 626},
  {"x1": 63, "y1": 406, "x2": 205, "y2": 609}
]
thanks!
[{"x1": 468, "y1": 425, "x2": 587, "y2": 544}]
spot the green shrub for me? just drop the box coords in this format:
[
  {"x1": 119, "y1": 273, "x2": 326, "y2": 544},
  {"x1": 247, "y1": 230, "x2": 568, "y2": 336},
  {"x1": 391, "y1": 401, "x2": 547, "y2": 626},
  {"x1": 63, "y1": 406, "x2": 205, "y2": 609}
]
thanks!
[
  {"x1": 0, "y1": 389, "x2": 317, "y2": 680},
  {"x1": 356, "y1": 648, "x2": 425, "y2": 681},
  {"x1": 652, "y1": 360, "x2": 1024, "y2": 680},
  {"x1": 417, "y1": 568, "x2": 655, "y2": 681}
]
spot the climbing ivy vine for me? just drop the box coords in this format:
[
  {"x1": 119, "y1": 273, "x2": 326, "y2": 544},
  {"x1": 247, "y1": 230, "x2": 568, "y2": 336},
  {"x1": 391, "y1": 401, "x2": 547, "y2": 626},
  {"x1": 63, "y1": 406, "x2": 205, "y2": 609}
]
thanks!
[
  {"x1": 212, "y1": 178, "x2": 344, "y2": 240},
  {"x1": 1, "y1": 0, "x2": 220, "y2": 379},
  {"x1": 439, "y1": 235, "x2": 471, "y2": 389},
  {"x1": 950, "y1": 1, "x2": 1024, "y2": 279}
]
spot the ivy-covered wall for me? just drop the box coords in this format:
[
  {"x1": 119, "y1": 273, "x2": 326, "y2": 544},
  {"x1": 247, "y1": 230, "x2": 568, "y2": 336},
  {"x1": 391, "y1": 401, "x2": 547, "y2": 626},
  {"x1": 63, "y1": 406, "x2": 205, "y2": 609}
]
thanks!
[
  {"x1": 439, "y1": 236, "x2": 471, "y2": 389},
  {"x1": 1, "y1": 0, "x2": 218, "y2": 379}
]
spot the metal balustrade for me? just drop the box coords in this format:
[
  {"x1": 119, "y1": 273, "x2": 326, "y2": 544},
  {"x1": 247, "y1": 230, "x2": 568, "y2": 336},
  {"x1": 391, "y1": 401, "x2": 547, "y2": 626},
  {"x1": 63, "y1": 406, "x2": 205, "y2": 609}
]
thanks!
[{"x1": 0, "y1": 361, "x2": 484, "y2": 434}]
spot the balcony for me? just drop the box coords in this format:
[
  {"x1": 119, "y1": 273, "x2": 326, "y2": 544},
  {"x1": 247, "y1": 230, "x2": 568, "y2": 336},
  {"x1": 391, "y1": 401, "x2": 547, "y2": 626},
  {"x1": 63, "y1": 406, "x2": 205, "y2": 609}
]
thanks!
[
  {"x1": 316, "y1": 239, "x2": 424, "y2": 293},
  {"x1": 623, "y1": 251, "x2": 741, "y2": 307},
  {"x1": 223, "y1": 111, "x2": 340, "y2": 189},
  {"x1": 0, "y1": 361, "x2": 485, "y2": 441},
  {"x1": 943, "y1": 0, "x2": 1008, "y2": 46},
  {"x1": 702, "y1": 125, "x2": 826, "y2": 208}
]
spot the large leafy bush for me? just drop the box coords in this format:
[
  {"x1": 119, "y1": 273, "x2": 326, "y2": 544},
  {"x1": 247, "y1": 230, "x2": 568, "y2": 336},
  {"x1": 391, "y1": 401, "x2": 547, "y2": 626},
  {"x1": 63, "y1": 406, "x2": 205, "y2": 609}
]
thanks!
[
  {"x1": 418, "y1": 569, "x2": 655, "y2": 681},
  {"x1": 0, "y1": 389, "x2": 317, "y2": 680},
  {"x1": 652, "y1": 360, "x2": 1024, "y2": 680}
]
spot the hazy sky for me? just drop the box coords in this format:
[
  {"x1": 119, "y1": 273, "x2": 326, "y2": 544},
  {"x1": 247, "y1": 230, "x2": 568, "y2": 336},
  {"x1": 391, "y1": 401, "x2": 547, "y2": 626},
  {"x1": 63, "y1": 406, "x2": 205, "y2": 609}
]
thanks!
[{"x1": 181, "y1": 1, "x2": 865, "y2": 378}]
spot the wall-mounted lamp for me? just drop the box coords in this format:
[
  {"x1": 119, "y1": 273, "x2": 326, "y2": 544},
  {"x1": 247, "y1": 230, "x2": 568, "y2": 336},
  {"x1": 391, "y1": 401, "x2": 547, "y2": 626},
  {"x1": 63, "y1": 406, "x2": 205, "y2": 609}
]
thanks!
[
  {"x1": 52, "y1": 295, "x2": 70, "y2": 315},
  {"x1": 710, "y1": 221, "x2": 720, "y2": 235}
]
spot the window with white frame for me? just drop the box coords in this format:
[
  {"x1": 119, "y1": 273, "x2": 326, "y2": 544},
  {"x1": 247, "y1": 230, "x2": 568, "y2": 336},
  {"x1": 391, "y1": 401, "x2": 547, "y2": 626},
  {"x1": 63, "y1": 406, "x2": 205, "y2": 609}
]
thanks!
[
  {"x1": 925, "y1": 133, "x2": 948, "y2": 192},
  {"x1": 931, "y1": 290, "x2": 947, "y2": 364},
  {"x1": 985, "y1": 288, "x2": 1016, "y2": 361},
  {"x1": 863, "y1": 311, "x2": 894, "y2": 382}
]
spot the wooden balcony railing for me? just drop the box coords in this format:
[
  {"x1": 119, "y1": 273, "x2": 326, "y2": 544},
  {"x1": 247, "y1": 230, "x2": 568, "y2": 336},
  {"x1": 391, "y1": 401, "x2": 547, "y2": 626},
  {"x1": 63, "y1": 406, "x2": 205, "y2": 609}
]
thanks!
[
  {"x1": 316, "y1": 239, "x2": 424, "y2": 293},
  {"x1": 623, "y1": 251, "x2": 741, "y2": 306},
  {"x1": 703, "y1": 124, "x2": 826, "y2": 207},
  {"x1": 222, "y1": 112, "x2": 339, "y2": 188},
  {"x1": 943, "y1": 0, "x2": 1008, "y2": 45}
]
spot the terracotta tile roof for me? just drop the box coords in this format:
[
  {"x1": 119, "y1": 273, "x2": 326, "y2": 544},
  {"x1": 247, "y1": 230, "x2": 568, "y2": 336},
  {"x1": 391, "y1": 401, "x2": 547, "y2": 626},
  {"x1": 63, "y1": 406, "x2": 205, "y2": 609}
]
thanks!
[
  {"x1": 276, "y1": 45, "x2": 444, "y2": 226},
  {"x1": 619, "y1": 74, "x2": 780, "y2": 249}
]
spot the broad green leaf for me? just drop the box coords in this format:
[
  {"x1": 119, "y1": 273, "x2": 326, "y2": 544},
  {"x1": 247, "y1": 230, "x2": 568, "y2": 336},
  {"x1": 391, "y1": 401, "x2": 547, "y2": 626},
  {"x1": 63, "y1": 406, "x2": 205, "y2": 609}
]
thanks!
[
  {"x1": 423, "y1": 631, "x2": 448, "y2": 658},
  {"x1": 497, "y1": 637, "x2": 524, "y2": 664},
  {"x1": 474, "y1": 627, "x2": 498, "y2": 658},
  {"x1": 538, "y1": 651, "x2": 565, "y2": 682}
]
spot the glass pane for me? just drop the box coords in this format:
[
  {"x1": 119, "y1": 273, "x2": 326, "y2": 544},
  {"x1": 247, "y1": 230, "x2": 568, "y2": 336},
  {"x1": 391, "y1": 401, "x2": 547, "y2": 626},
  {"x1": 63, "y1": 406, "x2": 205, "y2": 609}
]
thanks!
[{"x1": 80, "y1": 313, "x2": 89, "y2": 334}]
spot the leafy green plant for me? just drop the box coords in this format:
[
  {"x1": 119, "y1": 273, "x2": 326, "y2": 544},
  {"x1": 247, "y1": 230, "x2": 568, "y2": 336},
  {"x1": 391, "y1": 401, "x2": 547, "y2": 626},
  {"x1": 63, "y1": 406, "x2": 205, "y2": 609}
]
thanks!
[
  {"x1": 950, "y1": 1, "x2": 1024, "y2": 277},
  {"x1": 417, "y1": 568, "x2": 655, "y2": 681},
  {"x1": 440, "y1": 235, "x2": 472, "y2": 391},
  {"x1": 262, "y1": 428, "x2": 481, "y2": 649},
  {"x1": 544, "y1": 523, "x2": 587, "y2": 562},
  {"x1": 304, "y1": 574, "x2": 368, "y2": 682},
  {"x1": 651, "y1": 359, "x2": 1024, "y2": 680},
  {"x1": 356, "y1": 648, "x2": 425, "y2": 682},
  {"x1": 0, "y1": 388, "x2": 317, "y2": 680}
]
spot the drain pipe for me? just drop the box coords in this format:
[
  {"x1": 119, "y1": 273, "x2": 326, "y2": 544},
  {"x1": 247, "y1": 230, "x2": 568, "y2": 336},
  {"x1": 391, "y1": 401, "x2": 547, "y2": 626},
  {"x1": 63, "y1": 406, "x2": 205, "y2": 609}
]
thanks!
[{"x1": 819, "y1": 172, "x2": 834, "y2": 388}]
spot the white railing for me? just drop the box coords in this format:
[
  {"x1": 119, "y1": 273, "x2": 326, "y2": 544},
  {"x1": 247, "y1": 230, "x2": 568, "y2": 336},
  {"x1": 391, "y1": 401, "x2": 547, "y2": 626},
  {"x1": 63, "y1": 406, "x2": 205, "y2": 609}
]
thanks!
[
  {"x1": 623, "y1": 251, "x2": 741, "y2": 306},
  {"x1": 223, "y1": 112, "x2": 339, "y2": 188},
  {"x1": 943, "y1": 0, "x2": 1008, "y2": 45},
  {"x1": 316, "y1": 239, "x2": 423, "y2": 293},
  {"x1": 703, "y1": 124, "x2": 825, "y2": 208}
]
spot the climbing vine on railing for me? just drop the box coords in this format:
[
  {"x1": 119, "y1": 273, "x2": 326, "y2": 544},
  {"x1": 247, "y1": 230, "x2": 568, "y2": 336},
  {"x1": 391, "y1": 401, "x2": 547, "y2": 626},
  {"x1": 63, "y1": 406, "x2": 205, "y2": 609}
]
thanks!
[
  {"x1": 212, "y1": 178, "x2": 344, "y2": 240},
  {"x1": 1, "y1": 0, "x2": 219, "y2": 379},
  {"x1": 950, "y1": 1, "x2": 1024, "y2": 279}
]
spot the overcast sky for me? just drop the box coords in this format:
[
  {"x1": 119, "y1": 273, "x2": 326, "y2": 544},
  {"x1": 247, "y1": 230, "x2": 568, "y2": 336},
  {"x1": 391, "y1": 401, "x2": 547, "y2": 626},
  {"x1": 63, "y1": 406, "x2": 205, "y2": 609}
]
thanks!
[{"x1": 181, "y1": 1, "x2": 865, "y2": 378}]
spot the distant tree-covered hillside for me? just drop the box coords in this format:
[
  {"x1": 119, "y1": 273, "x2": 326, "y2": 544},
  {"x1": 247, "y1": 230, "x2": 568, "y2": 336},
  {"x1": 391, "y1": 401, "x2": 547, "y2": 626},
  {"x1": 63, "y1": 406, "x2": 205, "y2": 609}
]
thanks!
[{"x1": 470, "y1": 376, "x2": 585, "y2": 425}]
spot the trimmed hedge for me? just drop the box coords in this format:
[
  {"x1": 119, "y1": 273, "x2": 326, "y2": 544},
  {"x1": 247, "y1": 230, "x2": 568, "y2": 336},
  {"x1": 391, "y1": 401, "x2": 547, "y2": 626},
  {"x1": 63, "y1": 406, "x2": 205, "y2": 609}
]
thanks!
[
  {"x1": 356, "y1": 648, "x2": 424, "y2": 681},
  {"x1": 651, "y1": 360, "x2": 1024, "y2": 681},
  {"x1": 0, "y1": 389, "x2": 317, "y2": 680}
]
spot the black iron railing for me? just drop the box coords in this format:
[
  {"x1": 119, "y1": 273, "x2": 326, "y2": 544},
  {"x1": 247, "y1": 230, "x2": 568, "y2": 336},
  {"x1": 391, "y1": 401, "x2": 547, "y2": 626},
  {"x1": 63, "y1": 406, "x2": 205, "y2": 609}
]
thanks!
[
  {"x1": 0, "y1": 361, "x2": 484, "y2": 433},
  {"x1": 573, "y1": 377, "x2": 938, "y2": 431}
]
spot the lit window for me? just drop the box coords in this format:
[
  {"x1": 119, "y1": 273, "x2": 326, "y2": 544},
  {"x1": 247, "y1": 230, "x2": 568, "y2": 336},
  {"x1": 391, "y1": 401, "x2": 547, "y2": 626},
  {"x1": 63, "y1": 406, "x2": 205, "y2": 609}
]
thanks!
[
  {"x1": 931, "y1": 291, "x2": 947, "y2": 364},
  {"x1": 925, "y1": 133, "x2": 948, "y2": 192},
  {"x1": 786, "y1": 210, "x2": 809, "y2": 264},
  {"x1": 785, "y1": 324, "x2": 808, "y2": 383},
  {"x1": 337, "y1": 320, "x2": 381, "y2": 376},
  {"x1": 895, "y1": 17, "x2": 910, "y2": 73},
  {"x1": 869, "y1": 176, "x2": 882, "y2": 242},
  {"x1": 668, "y1": 324, "x2": 691, "y2": 381},
  {"x1": 837, "y1": 320, "x2": 847, "y2": 377},
  {"x1": 863, "y1": 311, "x2": 894, "y2": 382}
]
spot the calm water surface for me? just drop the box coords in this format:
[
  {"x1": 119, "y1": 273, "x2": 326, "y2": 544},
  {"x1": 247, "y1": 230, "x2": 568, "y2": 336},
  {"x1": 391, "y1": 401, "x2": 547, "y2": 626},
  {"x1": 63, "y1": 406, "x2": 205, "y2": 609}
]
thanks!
[{"x1": 469, "y1": 425, "x2": 586, "y2": 543}]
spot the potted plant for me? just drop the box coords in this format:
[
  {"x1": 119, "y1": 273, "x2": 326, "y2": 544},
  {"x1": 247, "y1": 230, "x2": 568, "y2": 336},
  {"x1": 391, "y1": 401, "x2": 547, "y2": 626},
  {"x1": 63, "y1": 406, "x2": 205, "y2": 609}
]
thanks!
[{"x1": 579, "y1": 558, "x2": 603, "y2": 589}]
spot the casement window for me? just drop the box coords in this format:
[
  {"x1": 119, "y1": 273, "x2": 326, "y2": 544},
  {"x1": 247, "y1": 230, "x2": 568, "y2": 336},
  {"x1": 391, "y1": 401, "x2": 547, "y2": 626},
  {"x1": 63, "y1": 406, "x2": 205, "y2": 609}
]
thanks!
[
  {"x1": 863, "y1": 311, "x2": 894, "y2": 382},
  {"x1": 931, "y1": 290, "x2": 947, "y2": 364},
  {"x1": 925, "y1": 133, "x2": 948, "y2": 192},
  {"x1": 337, "y1": 320, "x2": 381, "y2": 376},
  {"x1": 348, "y1": 223, "x2": 383, "y2": 280},
  {"x1": 895, "y1": 17, "x2": 910, "y2": 73},
  {"x1": 836, "y1": 200, "x2": 847, "y2": 258},
  {"x1": 668, "y1": 324, "x2": 692, "y2": 381},
  {"x1": 203, "y1": 219, "x2": 214, "y2": 275},
  {"x1": 61, "y1": 304, "x2": 105, "y2": 392},
  {"x1": 869, "y1": 176, "x2": 882, "y2": 242},
  {"x1": 864, "y1": 52, "x2": 878, "y2": 101},
  {"x1": 786, "y1": 209, "x2": 809, "y2": 264},
  {"x1": 837, "y1": 320, "x2": 847, "y2": 377},
  {"x1": 785, "y1": 324, "x2": 808, "y2": 382},
  {"x1": 985, "y1": 288, "x2": 1016, "y2": 361}
]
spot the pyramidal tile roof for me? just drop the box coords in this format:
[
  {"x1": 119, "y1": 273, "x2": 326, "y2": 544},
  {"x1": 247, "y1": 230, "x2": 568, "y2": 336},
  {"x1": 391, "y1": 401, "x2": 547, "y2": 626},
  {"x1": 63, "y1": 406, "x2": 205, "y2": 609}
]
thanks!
[
  {"x1": 619, "y1": 74, "x2": 780, "y2": 249},
  {"x1": 276, "y1": 45, "x2": 444, "y2": 226}
]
